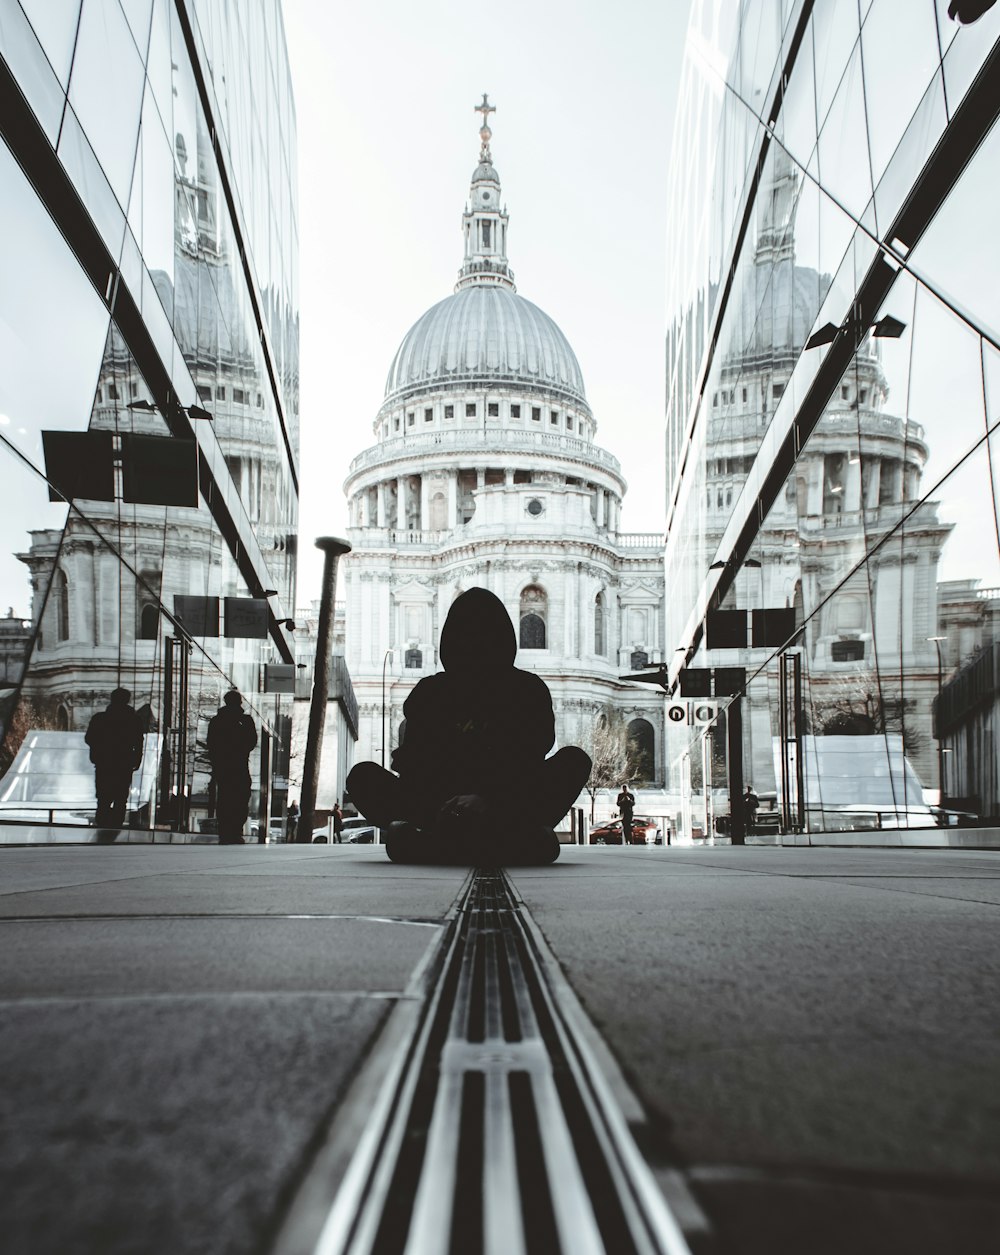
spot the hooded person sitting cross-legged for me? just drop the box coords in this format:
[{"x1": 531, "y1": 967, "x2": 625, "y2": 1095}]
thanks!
[{"x1": 347, "y1": 587, "x2": 591, "y2": 865}]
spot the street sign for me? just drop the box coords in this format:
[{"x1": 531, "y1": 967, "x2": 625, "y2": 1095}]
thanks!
[{"x1": 667, "y1": 700, "x2": 719, "y2": 726}]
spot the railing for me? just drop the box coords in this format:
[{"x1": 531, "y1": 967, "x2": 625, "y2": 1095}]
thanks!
[
  {"x1": 615, "y1": 533, "x2": 665, "y2": 549},
  {"x1": 346, "y1": 429, "x2": 623, "y2": 477}
]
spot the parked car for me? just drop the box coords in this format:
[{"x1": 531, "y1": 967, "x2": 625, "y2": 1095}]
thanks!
[
  {"x1": 590, "y1": 816, "x2": 660, "y2": 845},
  {"x1": 339, "y1": 816, "x2": 378, "y2": 844}
]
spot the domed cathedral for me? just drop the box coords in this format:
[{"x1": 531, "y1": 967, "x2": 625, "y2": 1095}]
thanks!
[
  {"x1": 342, "y1": 99, "x2": 665, "y2": 783},
  {"x1": 698, "y1": 153, "x2": 951, "y2": 791}
]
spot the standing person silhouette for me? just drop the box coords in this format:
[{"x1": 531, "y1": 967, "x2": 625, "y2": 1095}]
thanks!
[
  {"x1": 85, "y1": 688, "x2": 144, "y2": 828},
  {"x1": 616, "y1": 783, "x2": 636, "y2": 844},
  {"x1": 207, "y1": 690, "x2": 258, "y2": 844},
  {"x1": 347, "y1": 587, "x2": 591, "y2": 865}
]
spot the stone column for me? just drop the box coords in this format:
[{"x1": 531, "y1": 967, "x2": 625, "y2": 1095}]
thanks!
[
  {"x1": 844, "y1": 457, "x2": 862, "y2": 513},
  {"x1": 376, "y1": 481, "x2": 386, "y2": 528},
  {"x1": 476, "y1": 468, "x2": 486, "y2": 489},
  {"x1": 420, "y1": 474, "x2": 430, "y2": 531},
  {"x1": 865, "y1": 459, "x2": 881, "y2": 509},
  {"x1": 596, "y1": 488, "x2": 606, "y2": 529},
  {"x1": 358, "y1": 490, "x2": 369, "y2": 529},
  {"x1": 447, "y1": 471, "x2": 458, "y2": 528},
  {"x1": 396, "y1": 477, "x2": 406, "y2": 530}
]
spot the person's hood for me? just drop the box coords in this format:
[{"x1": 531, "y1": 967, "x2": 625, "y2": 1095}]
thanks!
[{"x1": 439, "y1": 587, "x2": 516, "y2": 672}]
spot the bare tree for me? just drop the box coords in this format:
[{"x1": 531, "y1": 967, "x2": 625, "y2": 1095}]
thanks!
[
  {"x1": 813, "y1": 670, "x2": 926, "y2": 757},
  {"x1": 581, "y1": 705, "x2": 640, "y2": 821}
]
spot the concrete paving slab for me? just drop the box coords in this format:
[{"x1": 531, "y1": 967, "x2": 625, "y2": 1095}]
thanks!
[
  {"x1": 0, "y1": 994, "x2": 387, "y2": 1255},
  {"x1": 510, "y1": 846, "x2": 1000, "y2": 1253}
]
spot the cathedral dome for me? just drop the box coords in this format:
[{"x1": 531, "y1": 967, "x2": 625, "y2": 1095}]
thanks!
[{"x1": 383, "y1": 285, "x2": 590, "y2": 410}]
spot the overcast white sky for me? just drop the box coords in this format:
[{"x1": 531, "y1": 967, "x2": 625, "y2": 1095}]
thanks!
[{"x1": 282, "y1": 0, "x2": 693, "y2": 600}]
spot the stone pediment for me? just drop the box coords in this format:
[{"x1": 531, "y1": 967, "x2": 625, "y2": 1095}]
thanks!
[
  {"x1": 619, "y1": 580, "x2": 662, "y2": 605},
  {"x1": 391, "y1": 579, "x2": 435, "y2": 604}
]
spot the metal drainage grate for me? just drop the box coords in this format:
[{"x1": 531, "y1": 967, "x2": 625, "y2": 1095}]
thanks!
[{"x1": 305, "y1": 870, "x2": 690, "y2": 1255}]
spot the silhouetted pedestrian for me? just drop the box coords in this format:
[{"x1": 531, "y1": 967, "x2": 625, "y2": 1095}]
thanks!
[
  {"x1": 743, "y1": 784, "x2": 759, "y2": 834},
  {"x1": 332, "y1": 800, "x2": 344, "y2": 842},
  {"x1": 207, "y1": 691, "x2": 258, "y2": 844},
  {"x1": 616, "y1": 784, "x2": 636, "y2": 844},
  {"x1": 348, "y1": 587, "x2": 591, "y2": 865},
  {"x1": 286, "y1": 800, "x2": 299, "y2": 842},
  {"x1": 85, "y1": 688, "x2": 144, "y2": 828}
]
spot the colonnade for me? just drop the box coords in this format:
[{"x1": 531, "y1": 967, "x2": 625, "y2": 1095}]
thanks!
[{"x1": 351, "y1": 468, "x2": 623, "y2": 532}]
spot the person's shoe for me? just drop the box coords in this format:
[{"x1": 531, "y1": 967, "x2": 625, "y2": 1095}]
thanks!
[
  {"x1": 501, "y1": 826, "x2": 561, "y2": 866},
  {"x1": 385, "y1": 821, "x2": 433, "y2": 864}
]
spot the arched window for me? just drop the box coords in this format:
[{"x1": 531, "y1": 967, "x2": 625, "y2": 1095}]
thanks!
[
  {"x1": 519, "y1": 585, "x2": 547, "y2": 650},
  {"x1": 56, "y1": 704, "x2": 69, "y2": 731},
  {"x1": 139, "y1": 603, "x2": 159, "y2": 641},
  {"x1": 594, "y1": 592, "x2": 606, "y2": 656},
  {"x1": 53, "y1": 569, "x2": 69, "y2": 642},
  {"x1": 627, "y1": 718, "x2": 655, "y2": 783},
  {"x1": 430, "y1": 491, "x2": 447, "y2": 530}
]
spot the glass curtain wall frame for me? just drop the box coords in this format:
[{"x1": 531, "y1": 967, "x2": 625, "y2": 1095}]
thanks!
[
  {"x1": 664, "y1": 1, "x2": 1000, "y2": 827},
  {"x1": 0, "y1": 1, "x2": 299, "y2": 834}
]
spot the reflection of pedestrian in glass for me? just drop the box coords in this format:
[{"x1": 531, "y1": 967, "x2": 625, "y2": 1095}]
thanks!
[
  {"x1": 85, "y1": 688, "x2": 144, "y2": 828},
  {"x1": 616, "y1": 784, "x2": 636, "y2": 844},
  {"x1": 743, "y1": 784, "x2": 759, "y2": 834},
  {"x1": 207, "y1": 691, "x2": 258, "y2": 845},
  {"x1": 286, "y1": 800, "x2": 299, "y2": 843},
  {"x1": 347, "y1": 587, "x2": 591, "y2": 865}
]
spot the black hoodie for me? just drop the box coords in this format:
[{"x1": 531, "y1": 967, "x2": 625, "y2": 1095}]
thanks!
[{"x1": 391, "y1": 588, "x2": 555, "y2": 800}]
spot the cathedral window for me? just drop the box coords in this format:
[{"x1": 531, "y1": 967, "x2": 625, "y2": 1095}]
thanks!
[
  {"x1": 466, "y1": 403, "x2": 476, "y2": 417},
  {"x1": 594, "y1": 593, "x2": 606, "y2": 656},
  {"x1": 405, "y1": 648, "x2": 423, "y2": 668},
  {"x1": 841, "y1": 385, "x2": 850, "y2": 400},
  {"x1": 627, "y1": 719, "x2": 655, "y2": 783},
  {"x1": 139, "y1": 603, "x2": 159, "y2": 641},
  {"x1": 108, "y1": 383, "x2": 119, "y2": 400},
  {"x1": 630, "y1": 649, "x2": 648, "y2": 670},
  {"x1": 217, "y1": 385, "x2": 226, "y2": 400},
  {"x1": 394, "y1": 417, "x2": 400, "y2": 431},
  {"x1": 482, "y1": 221, "x2": 491, "y2": 248},
  {"x1": 742, "y1": 387, "x2": 748, "y2": 403},
  {"x1": 424, "y1": 408, "x2": 433, "y2": 421},
  {"x1": 488, "y1": 402, "x2": 499, "y2": 417},
  {"x1": 407, "y1": 412, "x2": 414, "y2": 426},
  {"x1": 831, "y1": 640, "x2": 865, "y2": 662},
  {"x1": 567, "y1": 416, "x2": 573, "y2": 430},
  {"x1": 859, "y1": 388, "x2": 868, "y2": 404},
  {"x1": 550, "y1": 411, "x2": 558, "y2": 424},
  {"x1": 531, "y1": 407, "x2": 540, "y2": 421},
  {"x1": 53, "y1": 569, "x2": 69, "y2": 642},
  {"x1": 519, "y1": 585, "x2": 547, "y2": 650},
  {"x1": 197, "y1": 385, "x2": 212, "y2": 401},
  {"x1": 511, "y1": 404, "x2": 520, "y2": 418},
  {"x1": 444, "y1": 405, "x2": 454, "y2": 419},
  {"x1": 773, "y1": 382, "x2": 784, "y2": 397},
  {"x1": 234, "y1": 388, "x2": 247, "y2": 404}
]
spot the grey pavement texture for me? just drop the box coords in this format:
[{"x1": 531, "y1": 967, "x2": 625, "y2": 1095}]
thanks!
[
  {"x1": 508, "y1": 846, "x2": 1000, "y2": 1254},
  {"x1": 0, "y1": 846, "x2": 468, "y2": 1255},
  {"x1": 1, "y1": 843, "x2": 999, "y2": 1254}
]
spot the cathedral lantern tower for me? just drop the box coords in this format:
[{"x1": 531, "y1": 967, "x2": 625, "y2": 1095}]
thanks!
[{"x1": 341, "y1": 100, "x2": 665, "y2": 789}]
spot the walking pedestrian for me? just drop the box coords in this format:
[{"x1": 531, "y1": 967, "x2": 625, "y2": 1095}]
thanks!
[
  {"x1": 332, "y1": 800, "x2": 344, "y2": 842},
  {"x1": 286, "y1": 800, "x2": 299, "y2": 843},
  {"x1": 207, "y1": 691, "x2": 258, "y2": 844},
  {"x1": 743, "y1": 784, "x2": 759, "y2": 835},
  {"x1": 85, "y1": 688, "x2": 144, "y2": 828},
  {"x1": 616, "y1": 783, "x2": 636, "y2": 844}
]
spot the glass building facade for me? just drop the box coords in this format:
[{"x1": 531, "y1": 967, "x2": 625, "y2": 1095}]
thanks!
[
  {"x1": 0, "y1": 0, "x2": 299, "y2": 831},
  {"x1": 664, "y1": 1, "x2": 1000, "y2": 831}
]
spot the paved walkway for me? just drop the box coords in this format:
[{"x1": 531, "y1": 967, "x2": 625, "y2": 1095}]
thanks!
[{"x1": 0, "y1": 842, "x2": 997, "y2": 1253}]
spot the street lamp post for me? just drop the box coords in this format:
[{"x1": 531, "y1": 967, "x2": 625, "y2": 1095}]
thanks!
[
  {"x1": 927, "y1": 635, "x2": 946, "y2": 802},
  {"x1": 382, "y1": 648, "x2": 395, "y2": 767}
]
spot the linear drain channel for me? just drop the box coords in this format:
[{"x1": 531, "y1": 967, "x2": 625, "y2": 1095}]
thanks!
[{"x1": 296, "y1": 871, "x2": 690, "y2": 1255}]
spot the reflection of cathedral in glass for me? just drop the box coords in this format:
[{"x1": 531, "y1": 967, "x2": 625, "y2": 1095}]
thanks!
[
  {"x1": 342, "y1": 103, "x2": 665, "y2": 776},
  {"x1": 664, "y1": 1, "x2": 1000, "y2": 828},
  {"x1": 0, "y1": 1, "x2": 299, "y2": 830}
]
